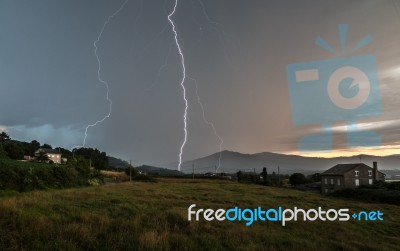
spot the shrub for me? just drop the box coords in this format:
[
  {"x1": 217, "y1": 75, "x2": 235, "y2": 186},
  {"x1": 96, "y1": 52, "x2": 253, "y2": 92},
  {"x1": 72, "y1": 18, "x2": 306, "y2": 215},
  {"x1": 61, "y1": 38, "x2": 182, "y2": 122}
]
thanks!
[
  {"x1": 289, "y1": 173, "x2": 307, "y2": 186},
  {"x1": 124, "y1": 167, "x2": 139, "y2": 177},
  {"x1": 0, "y1": 159, "x2": 101, "y2": 192},
  {"x1": 330, "y1": 188, "x2": 400, "y2": 205},
  {"x1": 132, "y1": 175, "x2": 157, "y2": 182},
  {"x1": 372, "y1": 180, "x2": 389, "y2": 189},
  {"x1": 388, "y1": 181, "x2": 400, "y2": 191}
]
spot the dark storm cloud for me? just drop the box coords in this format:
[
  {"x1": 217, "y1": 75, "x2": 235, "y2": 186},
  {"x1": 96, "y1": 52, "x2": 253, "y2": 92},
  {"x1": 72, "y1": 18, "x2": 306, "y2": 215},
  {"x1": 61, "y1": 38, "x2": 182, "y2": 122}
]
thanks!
[{"x1": 1, "y1": 0, "x2": 400, "y2": 165}]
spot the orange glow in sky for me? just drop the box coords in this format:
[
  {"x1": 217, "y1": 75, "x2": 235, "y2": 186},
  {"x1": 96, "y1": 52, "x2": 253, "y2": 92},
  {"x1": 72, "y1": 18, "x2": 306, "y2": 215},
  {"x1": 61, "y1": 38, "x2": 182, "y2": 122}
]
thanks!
[{"x1": 288, "y1": 145, "x2": 400, "y2": 158}]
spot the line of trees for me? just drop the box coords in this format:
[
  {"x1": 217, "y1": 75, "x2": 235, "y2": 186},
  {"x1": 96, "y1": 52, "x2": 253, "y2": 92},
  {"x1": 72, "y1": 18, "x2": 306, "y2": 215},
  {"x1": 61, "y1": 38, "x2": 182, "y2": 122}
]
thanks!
[
  {"x1": 0, "y1": 158, "x2": 103, "y2": 192},
  {"x1": 236, "y1": 168, "x2": 289, "y2": 186},
  {"x1": 235, "y1": 166, "x2": 321, "y2": 187},
  {"x1": 0, "y1": 132, "x2": 108, "y2": 191},
  {"x1": 1, "y1": 132, "x2": 42, "y2": 159},
  {"x1": 0, "y1": 132, "x2": 109, "y2": 169},
  {"x1": 72, "y1": 148, "x2": 108, "y2": 169}
]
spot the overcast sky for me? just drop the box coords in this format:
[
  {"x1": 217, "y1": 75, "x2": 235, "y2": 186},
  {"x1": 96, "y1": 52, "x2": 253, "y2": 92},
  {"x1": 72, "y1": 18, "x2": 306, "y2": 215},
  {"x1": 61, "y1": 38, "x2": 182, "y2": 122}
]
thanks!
[{"x1": 1, "y1": 0, "x2": 400, "y2": 166}]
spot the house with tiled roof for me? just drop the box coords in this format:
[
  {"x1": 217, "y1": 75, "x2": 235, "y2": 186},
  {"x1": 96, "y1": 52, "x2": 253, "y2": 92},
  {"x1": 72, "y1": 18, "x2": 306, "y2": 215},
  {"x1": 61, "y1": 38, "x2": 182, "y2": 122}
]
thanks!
[
  {"x1": 321, "y1": 162, "x2": 385, "y2": 194},
  {"x1": 34, "y1": 148, "x2": 62, "y2": 164}
]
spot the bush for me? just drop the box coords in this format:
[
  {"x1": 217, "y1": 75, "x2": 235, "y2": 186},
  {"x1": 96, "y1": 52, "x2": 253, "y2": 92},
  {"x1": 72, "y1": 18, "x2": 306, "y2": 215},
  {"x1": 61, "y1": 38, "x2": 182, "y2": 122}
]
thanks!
[
  {"x1": 88, "y1": 178, "x2": 103, "y2": 186},
  {"x1": 371, "y1": 180, "x2": 389, "y2": 189},
  {"x1": 388, "y1": 181, "x2": 400, "y2": 191},
  {"x1": 0, "y1": 159, "x2": 101, "y2": 192},
  {"x1": 330, "y1": 188, "x2": 400, "y2": 205},
  {"x1": 124, "y1": 167, "x2": 139, "y2": 177},
  {"x1": 236, "y1": 171, "x2": 260, "y2": 183},
  {"x1": 132, "y1": 175, "x2": 157, "y2": 182},
  {"x1": 289, "y1": 173, "x2": 307, "y2": 186},
  {"x1": 89, "y1": 169, "x2": 105, "y2": 185}
]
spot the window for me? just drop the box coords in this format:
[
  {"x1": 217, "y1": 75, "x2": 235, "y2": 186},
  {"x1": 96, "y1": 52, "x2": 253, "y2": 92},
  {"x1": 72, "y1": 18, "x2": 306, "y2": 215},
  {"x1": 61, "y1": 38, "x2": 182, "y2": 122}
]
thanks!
[
  {"x1": 355, "y1": 179, "x2": 359, "y2": 186},
  {"x1": 355, "y1": 171, "x2": 359, "y2": 176},
  {"x1": 324, "y1": 178, "x2": 327, "y2": 185},
  {"x1": 368, "y1": 170, "x2": 372, "y2": 176},
  {"x1": 369, "y1": 179, "x2": 373, "y2": 185},
  {"x1": 330, "y1": 179, "x2": 334, "y2": 185},
  {"x1": 337, "y1": 179, "x2": 340, "y2": 186},
  {"x1": 324, "y1": 189, "x2": 328, "y2": 193}
]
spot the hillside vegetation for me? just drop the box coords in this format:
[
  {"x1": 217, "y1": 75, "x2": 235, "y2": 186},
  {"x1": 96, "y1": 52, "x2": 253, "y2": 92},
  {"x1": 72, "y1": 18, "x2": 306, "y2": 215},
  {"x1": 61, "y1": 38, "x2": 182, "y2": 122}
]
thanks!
[
  {"x1": 0, "y1": 178, "x2": 399, "y2": 250},
  {"x1": 0, "y1": 159, "x2": 102, "y2": 192}
]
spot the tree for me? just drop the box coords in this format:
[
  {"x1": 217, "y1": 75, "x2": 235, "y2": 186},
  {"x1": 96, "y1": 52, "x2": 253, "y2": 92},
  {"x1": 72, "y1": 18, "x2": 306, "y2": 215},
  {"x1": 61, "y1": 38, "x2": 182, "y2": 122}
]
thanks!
[
  {"x1": 309, "y1": 173, "x2": 321, "y2": 182},
  {"x1": 0, "y1": 144, "x2": 7, "y2": 159},
  {"x1": 36, "y1": 150, "x2": 49, "y2": 162},
  {"x1": 69, "y1": 155, "x2": 90, "y2": 178},
  {"x1": 124, "y1": 166, "x2": 138, "y2": 177},
  {"x1": 4, "y1": 143, "x2": 24, "y2": 160},
  {"x1": 19, "y1": 140, "x2": 41, "y2": 156},
  {"x1": 73, "y1": 147, "x2": 108, "y2": 169},
  {"x1": 237, "y1": 171, "x2": 243, "y2": 182},
  {"x1": 31, "y1": 140, "x2": 40, "y2": 150},
  {"x1": 262, "y1": 167, "x2": 267, "y2": 182},
  {"x1": 55, "y1": 147, "x2": 71, "y2": 155},
  {"x1": 289, "y1": 173, "x2": 307, "y2": 186},
  {"x1": 0, "y1": 132, "x2": 10, "y2": 143},
  {"x1": 41, "y1": 144, "x2": 52, "y2": 149}
]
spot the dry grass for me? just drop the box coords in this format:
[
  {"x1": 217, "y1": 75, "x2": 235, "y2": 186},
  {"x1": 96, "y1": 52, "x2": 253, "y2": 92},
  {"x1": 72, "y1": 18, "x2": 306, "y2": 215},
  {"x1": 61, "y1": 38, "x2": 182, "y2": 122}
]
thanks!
[
  {"x1": 0, "y1": 178, "x2": 399, "y2": 250},
  {"x1": 100, "y1": 170, "x2": 127, "y2": 178}
]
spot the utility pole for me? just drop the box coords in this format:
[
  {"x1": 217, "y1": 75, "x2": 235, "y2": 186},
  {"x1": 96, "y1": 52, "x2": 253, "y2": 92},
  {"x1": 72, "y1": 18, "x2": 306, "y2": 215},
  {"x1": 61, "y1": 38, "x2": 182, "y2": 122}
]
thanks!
[
  {"x1": 214, "y1": 165, "x2": 217, "y2": 174},
  {"x1": 129, "y1": 160, "x2": 132, "y2": 182},
  {"x1": 192, "y1": 164, "x2": 194, "y2": 181}
]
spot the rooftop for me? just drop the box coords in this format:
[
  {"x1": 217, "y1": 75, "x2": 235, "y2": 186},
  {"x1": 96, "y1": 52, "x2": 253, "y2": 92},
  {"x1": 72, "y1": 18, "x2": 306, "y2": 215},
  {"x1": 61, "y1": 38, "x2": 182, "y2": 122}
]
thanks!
[
  {"x1": 35, "y1": 148, "x2": 61, "y2": 154},
  {"x1": 322, "y1": 163, "x2": 371, "y2": 175}
]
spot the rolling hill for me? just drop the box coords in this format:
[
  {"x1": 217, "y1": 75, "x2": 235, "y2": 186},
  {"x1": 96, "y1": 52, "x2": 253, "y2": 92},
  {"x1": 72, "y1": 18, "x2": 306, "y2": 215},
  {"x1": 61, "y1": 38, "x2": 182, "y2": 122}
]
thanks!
[{"x1": 166, "y1": 150, "x2": 400, "y2": 174}]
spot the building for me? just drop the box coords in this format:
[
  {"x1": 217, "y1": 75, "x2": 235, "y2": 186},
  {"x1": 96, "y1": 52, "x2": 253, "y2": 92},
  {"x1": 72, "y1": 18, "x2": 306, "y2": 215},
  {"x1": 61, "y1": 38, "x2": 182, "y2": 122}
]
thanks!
[
  {"x1": 34, "y1": 148, "x2": 62, "y2": 164},
  {"x1": 321, "y1": 162, "x2": 385, "y2": 194},
  {"x1": 23, "y1": 155, "x2": 33, "y2": 161}
]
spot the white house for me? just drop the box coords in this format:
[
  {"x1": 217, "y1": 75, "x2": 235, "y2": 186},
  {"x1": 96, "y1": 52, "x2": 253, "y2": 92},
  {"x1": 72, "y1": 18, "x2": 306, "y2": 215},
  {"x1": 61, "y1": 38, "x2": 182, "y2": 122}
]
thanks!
[{"x1": 35, "y1": 148, "x2": 62, "y2": 164}]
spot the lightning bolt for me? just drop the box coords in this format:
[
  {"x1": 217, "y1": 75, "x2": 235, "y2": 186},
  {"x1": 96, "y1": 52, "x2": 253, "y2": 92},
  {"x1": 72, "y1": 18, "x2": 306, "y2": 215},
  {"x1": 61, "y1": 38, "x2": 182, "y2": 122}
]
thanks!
[
  {"x1": 73, "y1": 0, "x2": 129, "y2": 150},
  {"x1": 189, "y1": 77, "x2": 224, "y2": 172},
  {"x1": 167, "y1": 0, "x2": 188, "y2": 171},
  {"x1": 197, "y1": 0, "x2": 239, "y2": 69},
  {"x1": 161, "y1": 0, "x2": 227, "y2": 172},
  {"x1": 189, "y1": 0, "x2": 228, "y2": 172},
  {"x1": 145, "y1": 42, "x2": 174, "y2": 93}
]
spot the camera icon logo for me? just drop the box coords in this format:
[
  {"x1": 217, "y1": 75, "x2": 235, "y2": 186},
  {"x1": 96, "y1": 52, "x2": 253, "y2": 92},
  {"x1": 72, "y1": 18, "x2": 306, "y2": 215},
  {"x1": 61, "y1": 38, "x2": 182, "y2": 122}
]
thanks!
[
  {"x1": 286, "y1": 24, "x2": 382, "y2": 151},
  {"x1": 328, "y1": 66, "x2": 370, "y2": 110}
]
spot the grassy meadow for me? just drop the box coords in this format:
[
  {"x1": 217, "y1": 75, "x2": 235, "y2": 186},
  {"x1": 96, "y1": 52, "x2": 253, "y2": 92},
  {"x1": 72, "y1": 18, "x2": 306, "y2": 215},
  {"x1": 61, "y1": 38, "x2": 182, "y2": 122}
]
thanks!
[{"x1": 0, "y1": 178, "x2": 399, "y2": 250}]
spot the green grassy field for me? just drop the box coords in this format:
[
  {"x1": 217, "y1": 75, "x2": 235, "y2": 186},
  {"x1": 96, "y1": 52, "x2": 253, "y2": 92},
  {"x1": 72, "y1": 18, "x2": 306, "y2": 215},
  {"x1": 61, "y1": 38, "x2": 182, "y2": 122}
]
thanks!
[{"x1": 0, "y1": 178, "x2": 399, "y2": 251}]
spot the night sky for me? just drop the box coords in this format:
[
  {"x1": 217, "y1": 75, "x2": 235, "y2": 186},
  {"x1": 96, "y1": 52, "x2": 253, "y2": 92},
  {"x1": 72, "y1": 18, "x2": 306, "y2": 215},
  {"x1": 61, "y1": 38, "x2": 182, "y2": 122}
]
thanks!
[{"x1": 1, "y1": 0, "x2": 400, "y2": 166}]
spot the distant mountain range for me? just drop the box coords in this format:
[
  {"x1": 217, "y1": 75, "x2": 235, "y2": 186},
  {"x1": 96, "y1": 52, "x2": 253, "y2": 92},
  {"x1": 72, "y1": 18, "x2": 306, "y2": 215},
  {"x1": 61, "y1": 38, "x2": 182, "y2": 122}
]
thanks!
[
  {"x1": 165, "y1": 150, "x2": 400, "y2": 175},
  {"x1": 108, "y1": 156, "x2": 184, "y2": 176},
  {"x1": 135, "y1": 165, "x2": 183, "y2": 176}
]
